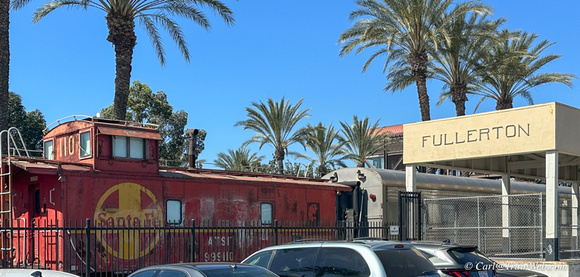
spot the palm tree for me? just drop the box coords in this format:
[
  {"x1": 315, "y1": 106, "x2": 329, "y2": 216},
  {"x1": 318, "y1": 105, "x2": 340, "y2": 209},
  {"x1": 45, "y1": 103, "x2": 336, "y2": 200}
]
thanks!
[
  {"x1": 12, "y1": 0, "x2": 234, "y2": 120},
  {"x1": 339, "y1": 116, "x2": 389, "y2": 168},
  {"x1": 339, "y1": 0, "x2": 490, "y2": 121},
  {"x1": 434, "y1": 13, "x2": 504, "y2": 116},
  {"x1": 0, "y1": 0, "x2": 8, "y2": 135},
  {"x1": 214, "y1": 146, "x2": 264, "y2": 172},
  {"x1": 471, "y1": 30, "x2": 576, "y2": 110},
  {"x1": 235, "y1": 98, "x2": 310, "y2": 175},
  {"x1": 293, "y1": 123, "x2": 346, "y2": 177}
]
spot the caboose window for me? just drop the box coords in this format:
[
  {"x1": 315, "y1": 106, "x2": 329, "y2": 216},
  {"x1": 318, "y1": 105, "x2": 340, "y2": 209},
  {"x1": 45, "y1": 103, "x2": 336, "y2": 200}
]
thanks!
[
  {"x1": 113, "y1": 136, "x2": 145, "y2": 159},
  {"x1": 80, "y1": 131, "x2": 91, "y2": 157},
  {"x1": 43, "y1": 140, "x2": 54, "y2": 160},
  {"x1": 113, "y1": 136, "x2": 127, "y2": 157},
  {"x1": 167, "y1": 200, "x2": 182, "y2": 224},
  {"x1": 260, "y1": 203, "x2": 273, "y2": 225},
  {"x1": 130, "y1": 137, "x2": 145, "y2": 159},
  {"x1": 34, "y1": 189, "x2": 41, "y2": 215}
]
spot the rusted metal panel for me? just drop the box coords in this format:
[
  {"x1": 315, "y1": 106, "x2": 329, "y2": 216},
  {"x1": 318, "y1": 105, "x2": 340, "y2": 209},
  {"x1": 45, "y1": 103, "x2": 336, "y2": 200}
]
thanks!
[
  {"x1": 97, "y1": 126, "x2": 162, "y2": 140},
  {"x1": 160, "y1": 168, "x2": 352, "y2": 190},
  {"x1": 11, "y1": 160, "x2": 91, "y2": 174},
  {"x1": 44, "y1": 119, "x2": 94, "y2": 139}
]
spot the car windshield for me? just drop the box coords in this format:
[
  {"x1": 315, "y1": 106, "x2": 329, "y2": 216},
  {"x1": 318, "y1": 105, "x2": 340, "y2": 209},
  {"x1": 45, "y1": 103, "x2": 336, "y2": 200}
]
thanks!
[
  {"x1": 244, "y1": 250, "x2": 273, "y2": 268},
  {"x1": 374, "y1": 248, "x2": 439, "y2": 277},
  {"x1": 269, "y1": 247, "x2": 318, "y2": 277},
  {"x1": 447, "y1": 247, "x2": 494, "y2": 265},
  {"x1": 199, "y1": 266, "x2": 278, "y2": 277}
]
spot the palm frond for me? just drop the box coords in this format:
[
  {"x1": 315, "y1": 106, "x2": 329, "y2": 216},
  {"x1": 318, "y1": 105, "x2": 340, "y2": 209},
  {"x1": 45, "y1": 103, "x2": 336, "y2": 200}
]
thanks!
[
  {"x1": 149, "y1": 14, "x2": 189, "y2": 63},
  {"x1": 471, "y1": 29, "x2": 577, "y2": 110},
  {"x1": 235, "y1": 98, "x2": 310, "y2": 172},
  {"x1": 140, "y1": 16, "x2": 166, "y2": 65},
  {"x1": 32, "y1": 0, "x2": 88, "y2": 22}
]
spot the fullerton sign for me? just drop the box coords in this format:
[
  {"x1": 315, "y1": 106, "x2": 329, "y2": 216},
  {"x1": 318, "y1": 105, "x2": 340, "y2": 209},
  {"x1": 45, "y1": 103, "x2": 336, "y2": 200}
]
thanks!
[
  {"x1": 421, "y1": 124, "x2": 530, "y2": 147},
  {"x1": 403, "y1": 102, "x2": 580, "y2": 164}
]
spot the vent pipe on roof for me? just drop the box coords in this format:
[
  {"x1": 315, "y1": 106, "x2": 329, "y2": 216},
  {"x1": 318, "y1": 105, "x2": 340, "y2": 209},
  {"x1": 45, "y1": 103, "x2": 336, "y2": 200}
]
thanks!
[{"x1": 186, "y1": 129, "x2": 199, "y2": 169}]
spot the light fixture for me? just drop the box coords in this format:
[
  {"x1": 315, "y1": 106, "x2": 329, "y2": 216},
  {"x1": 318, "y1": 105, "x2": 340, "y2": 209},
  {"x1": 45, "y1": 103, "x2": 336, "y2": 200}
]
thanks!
[
  {"x1": 329, "y1": 172, "x2": 338, "y2": 182},
  {"x1": 357, "y1": 170, "x2": 365, "y2": 180}
]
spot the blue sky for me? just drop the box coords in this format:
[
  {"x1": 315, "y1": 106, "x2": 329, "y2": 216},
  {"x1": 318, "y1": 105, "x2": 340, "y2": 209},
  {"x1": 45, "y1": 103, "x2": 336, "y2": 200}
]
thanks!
[{"x1": 9, "y1": 0, "x2": 580, "y2": 169}]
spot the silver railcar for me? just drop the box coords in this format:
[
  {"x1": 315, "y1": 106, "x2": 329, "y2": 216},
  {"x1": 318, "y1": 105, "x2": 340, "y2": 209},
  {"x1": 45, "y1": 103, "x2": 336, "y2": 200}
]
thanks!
[{"x1": 325, "y1": 167, "x2": 572, "y2": 225}]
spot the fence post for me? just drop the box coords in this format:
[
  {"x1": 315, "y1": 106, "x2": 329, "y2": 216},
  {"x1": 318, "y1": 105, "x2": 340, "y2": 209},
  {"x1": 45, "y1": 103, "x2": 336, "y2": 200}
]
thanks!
[
  {"x1": 417, "y1": 192, "x2": 422, "y2": 241},
  {"x1": 539, "y1": 194, "x2": 543, "y2": 259},
  {"x1": 274, "y1": 220, "x2": 278, "y2": 245},
  {"x1": 29, "y1": 218, "x2": 35, "y2": 268},
  {"x1": 477, "y1": 197, "x2": 481, "y2": 247},
  {"x1": 85, "y1": 219, "x2": 91, "y2": 277},
  {"x1": 190, "y1": 219, "x2": 196, "y2": 262},
  {"x1": 55, "y1": 219, "x2": 60, "y2": 272},
  {"x1": 398, "y1": 191, "x2": 402, "y2": 241}
]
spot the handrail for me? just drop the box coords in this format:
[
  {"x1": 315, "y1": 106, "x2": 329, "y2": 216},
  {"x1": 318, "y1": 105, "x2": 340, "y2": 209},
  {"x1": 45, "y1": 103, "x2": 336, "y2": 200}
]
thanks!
[{"x1": 43, "y1": 115, "x2": 94, "y2": 134}]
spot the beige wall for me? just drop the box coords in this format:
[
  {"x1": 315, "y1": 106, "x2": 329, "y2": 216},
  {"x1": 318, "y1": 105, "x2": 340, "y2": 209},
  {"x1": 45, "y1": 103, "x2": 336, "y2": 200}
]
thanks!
[
  {"x1": 556, "y1": 104, "x2": 580, "y2": 156},
  {"x1": 403, "y1": 102, "x2": 580, "y2": 164}
]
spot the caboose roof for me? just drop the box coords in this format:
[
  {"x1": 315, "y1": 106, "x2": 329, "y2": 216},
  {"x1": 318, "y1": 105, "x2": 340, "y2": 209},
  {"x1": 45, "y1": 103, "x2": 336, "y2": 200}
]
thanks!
[
  {"x1": 11, "y1": 158, "x2": 92, "y2": 175},
  {"x1": 8, "y1": 157, "x2": 350, "y2": 190},
  {"x1": 43, "y1": 115, "x2": 162, "y2": 140},
  {"x1": 160, "y1": 168, "x2": 352, "y2": 190}
]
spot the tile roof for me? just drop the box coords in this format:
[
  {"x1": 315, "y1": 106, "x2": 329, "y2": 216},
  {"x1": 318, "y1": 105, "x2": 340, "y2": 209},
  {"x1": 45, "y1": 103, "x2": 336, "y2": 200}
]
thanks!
[{"x1": 376, "y1": 124, "x2": 403, "y2": 135}]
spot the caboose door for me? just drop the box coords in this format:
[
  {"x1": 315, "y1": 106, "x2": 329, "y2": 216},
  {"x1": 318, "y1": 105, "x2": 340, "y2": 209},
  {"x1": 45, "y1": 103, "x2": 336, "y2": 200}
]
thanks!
[
  {"x1": 25, "y1": 184, "x2": 60, "y2": 269},
  {"x1": 22, "y1": 184, "x2": 41, "y2": 266}
]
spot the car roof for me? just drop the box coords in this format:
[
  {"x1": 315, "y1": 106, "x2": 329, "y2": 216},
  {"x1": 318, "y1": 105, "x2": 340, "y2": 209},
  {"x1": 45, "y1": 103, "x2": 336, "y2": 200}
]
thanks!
[
  {"x1": 129, "y1": 262, "x2": 271, "y2": 275},
  {"x1": 0, "y1": 269, "x2": 80, "y2": 277},
  {"x1": 409, "y1": 241, "x2": 478, "y2": 251},
  {"x1": 245, "y1": 239, "x2": 418, "y2": 254}
]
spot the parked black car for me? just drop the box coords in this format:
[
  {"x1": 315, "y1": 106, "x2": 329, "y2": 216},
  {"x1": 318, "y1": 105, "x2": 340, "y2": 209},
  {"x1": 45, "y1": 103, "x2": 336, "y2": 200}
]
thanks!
[{"x1": 409, "y1": 241, "x2": 547, "y2": 277}]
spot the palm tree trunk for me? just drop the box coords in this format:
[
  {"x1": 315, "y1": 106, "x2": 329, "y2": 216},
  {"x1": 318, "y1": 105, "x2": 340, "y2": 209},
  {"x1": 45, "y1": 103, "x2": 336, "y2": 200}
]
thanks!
[
  {"x1": 275, "y1": 147, "x2": 285, "y2": 174},
  {"x1": 410, "y1": 51, "x2": 430, "y2": 121},
  {"x1": 451, "y1": 83, "x2": 468, "y2": 116},
  {"x1": 496, "y1": 101, "x2": 513, "y2": 110},
  {"x1": 0, "y1": 0, "x2": 9, "y2": 135},
  {"x1": 317, "y1": 164, "x2": 328, "y2": 177},
  {"x1": 496, "y1": 95, "x2": 513, "y2": 110},
  {"x1": 106, "y1": 13, "x2": 136, "y2": 121}
]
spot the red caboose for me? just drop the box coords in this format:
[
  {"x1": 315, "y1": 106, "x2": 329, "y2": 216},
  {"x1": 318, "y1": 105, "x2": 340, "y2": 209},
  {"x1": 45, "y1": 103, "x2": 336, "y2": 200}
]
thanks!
[{"x1": 0, "y1": 116, "x2": 350, "y2": 272}]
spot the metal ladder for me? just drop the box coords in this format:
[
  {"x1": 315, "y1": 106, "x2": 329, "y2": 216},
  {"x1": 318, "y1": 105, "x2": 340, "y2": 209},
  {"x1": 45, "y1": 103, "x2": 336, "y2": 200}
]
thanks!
[{"x1": 1, "y1": 127, "x2": 30, "y2": 267}]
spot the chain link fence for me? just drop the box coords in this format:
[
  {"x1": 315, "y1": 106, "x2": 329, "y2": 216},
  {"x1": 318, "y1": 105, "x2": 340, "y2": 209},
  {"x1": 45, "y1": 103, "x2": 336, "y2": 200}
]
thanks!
[
  {"x1": 423, "y1": 193, "x2": 544, "y2": 259},
  {"x1": 559, "y1": 201, "x2": 580, "y2": 259}
]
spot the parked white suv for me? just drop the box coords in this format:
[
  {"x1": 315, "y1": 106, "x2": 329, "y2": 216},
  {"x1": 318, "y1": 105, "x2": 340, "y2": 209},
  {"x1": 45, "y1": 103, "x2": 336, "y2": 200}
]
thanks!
[{"x1": 242, "y1": 240, "x2": 440, "y2": 277}]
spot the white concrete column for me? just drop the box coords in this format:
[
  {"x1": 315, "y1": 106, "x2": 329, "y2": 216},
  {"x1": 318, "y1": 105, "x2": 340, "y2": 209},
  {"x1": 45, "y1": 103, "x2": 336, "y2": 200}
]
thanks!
[
  {"x1": 501, "y1": 174, "x2": 511, "y2": 253},
  {"x1": 572, "y1": 182, "x2": 579, "y2": 250},
  {"x1": 545, "y1": 150, "x2": 559, "y2": 261},
  {"x1": 405, "y1": 164, "x2": 416, "y2": 192}
]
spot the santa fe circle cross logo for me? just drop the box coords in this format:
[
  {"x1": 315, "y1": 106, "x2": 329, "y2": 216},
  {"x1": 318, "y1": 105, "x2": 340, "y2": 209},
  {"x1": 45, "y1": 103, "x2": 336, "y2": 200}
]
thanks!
[{"x1": 94, "y1": 182, "x2": 164, "y2": 259}]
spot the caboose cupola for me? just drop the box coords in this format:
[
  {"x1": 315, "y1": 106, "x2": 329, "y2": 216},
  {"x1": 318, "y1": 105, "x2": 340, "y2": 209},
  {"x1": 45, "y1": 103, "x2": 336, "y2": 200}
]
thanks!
[{"x1": 42, "y1": 115, "x2": 162, "y2": 173}]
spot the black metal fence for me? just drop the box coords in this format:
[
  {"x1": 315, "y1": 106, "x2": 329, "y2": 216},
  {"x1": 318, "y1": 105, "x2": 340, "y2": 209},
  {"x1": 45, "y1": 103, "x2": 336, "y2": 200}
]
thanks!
[
  {"x1": 399, "y1": 191, "x2": 422, "y2": 241},
  {"x1": 1, "y1": 219, "x2": 400, "y2": 276}
]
